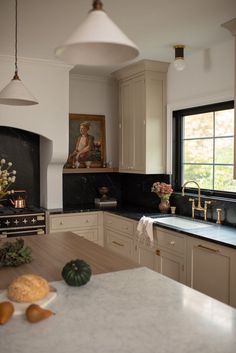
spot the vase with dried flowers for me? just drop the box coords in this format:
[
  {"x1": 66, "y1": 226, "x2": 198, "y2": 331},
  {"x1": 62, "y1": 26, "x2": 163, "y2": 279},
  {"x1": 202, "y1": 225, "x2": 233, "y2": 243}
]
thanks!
[
  {"x1": 151, "y1": 182, "x2": 173, "y2": 213},
  {"x1": 0, "y1": 159, "x2": 16, "y2": 207}
]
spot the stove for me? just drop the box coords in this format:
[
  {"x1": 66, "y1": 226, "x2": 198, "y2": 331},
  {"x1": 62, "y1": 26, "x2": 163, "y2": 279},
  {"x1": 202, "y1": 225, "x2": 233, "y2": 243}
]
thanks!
[{"x1": 0, "y1": 206, "x2": 46, "y2": 238}]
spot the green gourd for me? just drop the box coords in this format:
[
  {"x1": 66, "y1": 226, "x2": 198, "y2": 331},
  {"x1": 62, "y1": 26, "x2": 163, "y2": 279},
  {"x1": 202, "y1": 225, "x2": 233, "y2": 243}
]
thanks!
[{"x1": 61, "y1": 259, "x2": 92, "y2": 286}]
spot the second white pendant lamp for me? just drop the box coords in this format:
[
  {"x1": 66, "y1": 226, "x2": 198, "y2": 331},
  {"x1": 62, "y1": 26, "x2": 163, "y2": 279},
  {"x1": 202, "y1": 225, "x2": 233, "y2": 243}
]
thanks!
[{"x1": 55, "y1": 0, "x2": 139, "y2": 66}]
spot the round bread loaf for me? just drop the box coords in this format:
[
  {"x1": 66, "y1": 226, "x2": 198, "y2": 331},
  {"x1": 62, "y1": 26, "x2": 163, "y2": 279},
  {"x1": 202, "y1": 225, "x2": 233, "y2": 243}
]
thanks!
[{"x1": 7, "y1": 274, "x2": 49, "y2": 303}]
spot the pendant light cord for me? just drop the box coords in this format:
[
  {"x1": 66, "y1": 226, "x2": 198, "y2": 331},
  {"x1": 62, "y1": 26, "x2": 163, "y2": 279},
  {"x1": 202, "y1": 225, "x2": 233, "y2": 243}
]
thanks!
[{"x1": 13, "y1": 0, "x2": 19, "y2": 79}]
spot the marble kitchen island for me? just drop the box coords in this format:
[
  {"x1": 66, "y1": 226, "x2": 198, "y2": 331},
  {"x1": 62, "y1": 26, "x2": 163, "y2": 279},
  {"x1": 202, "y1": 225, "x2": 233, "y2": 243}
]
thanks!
[{"x1": 1, "y1": 267, "x2": 236, "y2": 353}]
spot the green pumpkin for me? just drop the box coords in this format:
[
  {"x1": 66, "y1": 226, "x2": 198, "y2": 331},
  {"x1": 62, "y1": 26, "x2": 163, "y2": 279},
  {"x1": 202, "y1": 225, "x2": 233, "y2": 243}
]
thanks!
[{"x1": 61, "y1": 259, "x2": 92, "y2": 286}]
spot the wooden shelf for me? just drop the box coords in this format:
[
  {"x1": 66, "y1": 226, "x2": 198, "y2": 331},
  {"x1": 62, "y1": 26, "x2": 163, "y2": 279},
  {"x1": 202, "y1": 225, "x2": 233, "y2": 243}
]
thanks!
[{"x1": 63, "y1": 167, "x2": 118, "y2": 174}]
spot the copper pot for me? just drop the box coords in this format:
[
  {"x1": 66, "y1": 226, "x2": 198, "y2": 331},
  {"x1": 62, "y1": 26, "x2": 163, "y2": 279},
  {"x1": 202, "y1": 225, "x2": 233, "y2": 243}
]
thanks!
[{"x1": 10, "y1": 190, "x2": 26, "y2": 208}]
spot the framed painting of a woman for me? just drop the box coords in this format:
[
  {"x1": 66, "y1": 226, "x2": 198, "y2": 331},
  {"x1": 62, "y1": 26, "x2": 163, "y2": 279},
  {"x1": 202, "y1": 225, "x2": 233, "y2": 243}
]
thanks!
[{"x1": 64, "y1": 114, "x2": 106, "y2": 168}]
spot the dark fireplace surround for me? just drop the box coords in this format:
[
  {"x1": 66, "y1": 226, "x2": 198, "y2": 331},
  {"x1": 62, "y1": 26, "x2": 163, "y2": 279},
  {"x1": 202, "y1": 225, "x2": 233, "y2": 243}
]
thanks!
[{"x1": 0, "y1": 126, "x2": 40, "y2": 207}]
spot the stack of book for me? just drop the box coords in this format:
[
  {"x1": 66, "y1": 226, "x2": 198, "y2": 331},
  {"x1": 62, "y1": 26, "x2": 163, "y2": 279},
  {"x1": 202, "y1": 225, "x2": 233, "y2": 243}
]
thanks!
[{"x1": 94, "y1": 198, "x2": 117, "y2": 209}]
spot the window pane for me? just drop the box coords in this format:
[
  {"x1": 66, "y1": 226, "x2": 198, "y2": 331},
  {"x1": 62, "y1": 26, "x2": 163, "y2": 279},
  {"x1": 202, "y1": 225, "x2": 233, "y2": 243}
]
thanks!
[
  {"x1": 183, "y1": 165, "x2": 213, "y2": 189},
  {"x1": 214, "y1": 166, "x2": 236, "y2": 192},
  {"x1": 183, "y1": 113, "x2": 213, "y2": 138},
  {"x1": 215, "y1": 137, "x2": 234, "y2": 164},
  {"x1": 183, "y1": 139, "x2": 213, "y2": 163},
  {"x1": 215, "y1": 109, "x2": 234, "y2": 137}
]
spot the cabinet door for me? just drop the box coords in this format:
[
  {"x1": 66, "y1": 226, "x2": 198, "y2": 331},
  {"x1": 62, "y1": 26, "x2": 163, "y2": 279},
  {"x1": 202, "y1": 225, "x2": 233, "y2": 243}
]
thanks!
[
  {"x1": 119, "y1": 76, "x2": 145, "y2": 173},
  {"x1": 155, "y1": 249, "x2": 186, "y2": 284},
  {"x1": 73, "y1": 229, "x2": 101, "y2": 246},
  {"x1": 134, "y1": 243, "x2": 156, "y2": 270},
  {"x1": 132, "y1": 76, "x2": 145, "y2": 172},
  {"x1": 119, "y1": 81, "x2": 134, "y2": 171},
  {"x1": 187, "y1": 238, "x2": 231, "y2": 305},
  {"x1": 154, "y1": 227, "x2": 186, "y2": 284}
]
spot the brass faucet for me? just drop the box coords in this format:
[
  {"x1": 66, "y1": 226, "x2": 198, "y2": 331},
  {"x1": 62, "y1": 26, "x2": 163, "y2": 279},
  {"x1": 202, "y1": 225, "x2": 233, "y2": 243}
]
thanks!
[{"x1": 182, "y1": 180, "x2": 211, "y2": 221}]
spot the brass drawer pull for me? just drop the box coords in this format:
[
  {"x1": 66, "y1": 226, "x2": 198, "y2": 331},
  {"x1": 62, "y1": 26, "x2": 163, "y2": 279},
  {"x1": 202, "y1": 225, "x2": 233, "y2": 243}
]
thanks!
[
  {"x1": 197, "y1": 244, "x2": 219, "y2": 253},
  {"x1": 169, "y1": 240, "x2": 175, "y2": 246},
  {"x1": 156, "y1": 249, "x2": 160, "y2": 256},
  {"x1": 112, "y1": 241, "x2": 124, "y2": 247}
]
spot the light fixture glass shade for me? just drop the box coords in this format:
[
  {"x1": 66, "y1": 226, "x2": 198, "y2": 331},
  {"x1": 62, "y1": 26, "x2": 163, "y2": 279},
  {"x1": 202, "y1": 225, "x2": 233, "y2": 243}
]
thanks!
[
  {"x1": 173, "y1": 45, "x2": 186, "y2": 71},
  {"x1": 55, "y1": 9, "x2": 139, "y2": 66},
  {"x1": 0, "y1": 77, "x2": 38, "y2": 106},
  {"x1": 174, "y1": 58, "x2": 186, "y2": 71}
]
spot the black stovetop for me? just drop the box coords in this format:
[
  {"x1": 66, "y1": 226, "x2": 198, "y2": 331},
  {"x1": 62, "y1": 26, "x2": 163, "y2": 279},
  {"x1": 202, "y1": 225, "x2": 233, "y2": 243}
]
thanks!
[{"x1": 0, "y1": 206, "x2": 45, "y2": 216}]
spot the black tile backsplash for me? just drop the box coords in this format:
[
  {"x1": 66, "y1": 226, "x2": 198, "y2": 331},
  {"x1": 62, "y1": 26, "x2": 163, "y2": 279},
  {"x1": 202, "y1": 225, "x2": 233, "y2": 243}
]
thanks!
[
  {"x1": 63, "y1": 172, "x2": 236, "y2": 227},
  {"x1": 120, "y1": 173, "x2": 171, "y2": 210},
  {"x1": 63, "y1": 173, "x2": 122, "y2": 209},
  {"x1": 63, "y1": 172, "x2": 170, "y2": 211}
]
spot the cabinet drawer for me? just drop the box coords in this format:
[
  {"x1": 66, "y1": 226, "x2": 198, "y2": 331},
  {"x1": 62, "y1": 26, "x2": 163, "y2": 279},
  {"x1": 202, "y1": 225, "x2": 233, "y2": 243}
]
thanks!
[
  {"x1": 104, "y1": 214, "x2": 134, "y2": 235},
  {"x1": 50, "y1": 213, "x2": 98, "y2": 231},
  {"x1": 105, "y1": 230, "x2": 133, "y2": 259},
  {"x1": 155, "y1": 228, "x2": 186, "y2": 254}
]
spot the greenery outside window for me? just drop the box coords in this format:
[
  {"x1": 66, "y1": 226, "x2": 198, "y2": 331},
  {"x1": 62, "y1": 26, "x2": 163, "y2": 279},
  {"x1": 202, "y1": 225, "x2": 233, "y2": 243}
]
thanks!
[{"x1": 173, "y1": 101, "x2": 235, "y2": 197}]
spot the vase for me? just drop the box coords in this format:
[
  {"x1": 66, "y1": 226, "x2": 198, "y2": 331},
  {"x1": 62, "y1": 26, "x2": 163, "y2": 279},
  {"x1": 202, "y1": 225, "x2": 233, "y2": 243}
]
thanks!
[{"x1": 159, "y1": 199, "x2": 170, "y2": 214}]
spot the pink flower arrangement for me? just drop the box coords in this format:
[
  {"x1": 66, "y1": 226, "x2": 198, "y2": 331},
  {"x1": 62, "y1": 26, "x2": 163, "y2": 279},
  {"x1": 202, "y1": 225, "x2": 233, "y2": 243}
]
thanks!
[{"x1": 151, "y1": 182, "x2": 173, "y2": 201}]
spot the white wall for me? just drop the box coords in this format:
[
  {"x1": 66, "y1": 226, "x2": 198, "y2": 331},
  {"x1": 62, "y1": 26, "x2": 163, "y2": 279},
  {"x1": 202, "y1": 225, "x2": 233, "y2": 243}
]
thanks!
[
  {"x1": 69, "y1": 74, "x2": 119, "y2": 167},
  {"x1": 0, "y1": 55, "x2": 71, "y2": 209},
  {"x1": 1, "y1": 38, "x2": 232, "y2": 209},
  {"x1": 166, "y1": 38, "x2": 234, "y2": 173}
]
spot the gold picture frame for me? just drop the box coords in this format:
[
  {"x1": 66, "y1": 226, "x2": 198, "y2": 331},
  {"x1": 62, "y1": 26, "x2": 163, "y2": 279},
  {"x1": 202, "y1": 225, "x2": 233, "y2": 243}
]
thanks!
[{"x1": 64, "y1": 114, "x2": 106, "y2": 169}]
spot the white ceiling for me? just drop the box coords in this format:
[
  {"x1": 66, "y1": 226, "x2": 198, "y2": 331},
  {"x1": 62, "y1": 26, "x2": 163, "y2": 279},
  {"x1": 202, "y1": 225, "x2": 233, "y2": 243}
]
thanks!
[{"x1": 0, "y1": 0, "x2": 236, "y2": 76}]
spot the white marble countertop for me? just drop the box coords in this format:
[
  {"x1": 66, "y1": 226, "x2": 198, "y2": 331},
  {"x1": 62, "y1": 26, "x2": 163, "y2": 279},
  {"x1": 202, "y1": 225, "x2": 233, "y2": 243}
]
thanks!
[{"x1": 1, "y1": 267, "x2": 236, "y2": 353}]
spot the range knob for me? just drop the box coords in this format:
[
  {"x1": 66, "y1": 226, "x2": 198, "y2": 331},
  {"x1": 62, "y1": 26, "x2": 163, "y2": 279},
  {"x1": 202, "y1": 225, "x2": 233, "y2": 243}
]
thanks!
[{"x1": 5, "y1": 220, "x2": 10, "y2": 226}]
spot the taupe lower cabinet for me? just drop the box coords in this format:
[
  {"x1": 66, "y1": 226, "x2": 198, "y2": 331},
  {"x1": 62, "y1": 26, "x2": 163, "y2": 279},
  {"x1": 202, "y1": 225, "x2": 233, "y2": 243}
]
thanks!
[
  {"x1": 103, "y1": 213, "x2": 236, "y2": 307},
  {"x1": 103, "y1": 212, "x2": 136, "y2": 260},
  {"x1": 154, "y1": 227, "x2": 187, "y2": 284},
  {"x1": 49, "y1": 211, "x2": 236, "y2": 307},
  {"x1": 48, "y1": 212, "x2": 104, "y2": 246},
  {"x1": 186, "y1": 237, "x2": 236, "y2": 307},
  {"x1": 134, "y1": 242, "x2": 156, "y2": 270}
]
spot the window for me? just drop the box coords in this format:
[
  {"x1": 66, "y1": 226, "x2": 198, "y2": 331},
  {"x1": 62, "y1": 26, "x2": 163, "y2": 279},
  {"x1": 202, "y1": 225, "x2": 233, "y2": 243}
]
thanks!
[{"x1": 173, "y1": 101, "x2": 235, "y2": 197}]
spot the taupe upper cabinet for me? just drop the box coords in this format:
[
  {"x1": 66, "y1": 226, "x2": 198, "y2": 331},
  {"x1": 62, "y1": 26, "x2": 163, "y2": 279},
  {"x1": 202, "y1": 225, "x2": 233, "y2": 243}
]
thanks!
[
  {"x1": 222, "y1": 18, "x2": 236, "y2": 179},
  {"x1": 113, "y1": 60, "x2": 169, "y2": 174}
]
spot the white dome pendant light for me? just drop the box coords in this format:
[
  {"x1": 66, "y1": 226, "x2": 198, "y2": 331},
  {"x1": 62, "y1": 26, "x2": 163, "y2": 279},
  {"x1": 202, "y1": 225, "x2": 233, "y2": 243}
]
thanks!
[
  {"x1": 173, "y1": 45, "x2": 186, "y2": 71},
  {"x1": 55, "y1": 0, "x2": 139, "y2": 66},
  {"x1": 0, "y1": 0, "x2": 38, "y2": 106}
]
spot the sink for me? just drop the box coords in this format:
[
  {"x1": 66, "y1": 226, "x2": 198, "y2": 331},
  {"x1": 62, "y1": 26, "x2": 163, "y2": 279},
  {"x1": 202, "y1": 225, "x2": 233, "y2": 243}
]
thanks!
[{"x1": 153, "y1": 216, "x2": 210, "y2": 230}]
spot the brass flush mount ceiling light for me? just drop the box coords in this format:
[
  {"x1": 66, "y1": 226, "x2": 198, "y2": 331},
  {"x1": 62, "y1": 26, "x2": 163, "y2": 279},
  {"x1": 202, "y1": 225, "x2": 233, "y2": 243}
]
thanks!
[
  {"x1": 55, "y1": 0, "x2": 139, "y2": 66},
  {"x1": 173, "y1": 44, "x2": 186, "y2": 71},
  {"x1": 0, "y1": 0, "x2": 38, "y2": 106}
]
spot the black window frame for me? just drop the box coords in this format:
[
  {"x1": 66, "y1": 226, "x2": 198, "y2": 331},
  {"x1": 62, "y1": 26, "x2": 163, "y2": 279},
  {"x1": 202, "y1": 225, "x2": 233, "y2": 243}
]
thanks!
[{"x1": 172, "y1": 100, "x2": 235, "y2": 199}]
